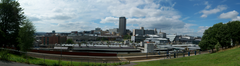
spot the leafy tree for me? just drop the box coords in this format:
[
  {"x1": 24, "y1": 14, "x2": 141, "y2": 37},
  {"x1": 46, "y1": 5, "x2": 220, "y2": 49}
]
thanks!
[
  {"x1": 215, "y1": 42, "x2": 222, "y2": 51},
  {"x1": 0, "y1": 28, "x2": 4, "y2": 45},
  {"x1": 199, "y1": 40, "x2": 209, "y2": 50},
  {"x1": 123, "y1": 35, "x2": 131, "y2": 39},
  {"x1": 0, "y1": 0, "x2": 26, "y2": 49},
  {"x1": 66, "y1": 39, "x2": 74, "y2": 44},
  {"x1": 18, "y1": 19, "x2": 35, "y2": 52},
  {"x1": 199, "y1": 21, "x2": 240, "y2": 51},
  {"x1": 227, "y1": 21, "x2": 240, "y2": 46},
  {"x1": 200, "y1": 27, "x2": 217, "y2": 51}
]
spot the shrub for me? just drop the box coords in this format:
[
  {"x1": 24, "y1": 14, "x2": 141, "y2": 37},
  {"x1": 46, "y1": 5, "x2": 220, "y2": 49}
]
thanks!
[
  {"x1": 0, "y1": 49, "x2": 10, "y2": 61},
  {"x1": 53, "y1": 62, "x2": 59, "y2": 66},
  {"x1": 215, "y1": 42, "x2": 222, "y2": 51},
  {"x1": 38, "y1": 61, "x2": 47, "y2": 65}
]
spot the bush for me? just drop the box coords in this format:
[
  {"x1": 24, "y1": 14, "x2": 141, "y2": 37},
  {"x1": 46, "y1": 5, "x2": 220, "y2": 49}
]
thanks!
[
  {"x1": 53, "y1": 62, "x2": 59, "y2": 66},
  {"x1": 38, "y1": 61, "x2": 47, "y2": 65},
  {"x1": 215, "y1": 42, "x2": 222, "y2": 51},
  {"x1": 0, "y1": 49, "x2": 10, "y2": 61}
]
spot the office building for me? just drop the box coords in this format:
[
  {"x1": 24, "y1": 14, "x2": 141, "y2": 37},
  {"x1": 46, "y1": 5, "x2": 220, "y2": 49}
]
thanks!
[
  {"x1": 40, "y1": 31, "x2": 67, "y2": 45},
  {"x1": 132, "y1": 27, "x2": 157, "y2": 36},
  {"x1": 144, "y1": 30, "x2": 155, "y2": 35},
  {"x1": 109, "y1": 28, "x2": 119, "y2": 34},
  {"x1": 119, "y1": 17, "x2": 126, "y2": 35},
  {"x1": 133, "y1": 29, "x2": 144, "y2": 36}
]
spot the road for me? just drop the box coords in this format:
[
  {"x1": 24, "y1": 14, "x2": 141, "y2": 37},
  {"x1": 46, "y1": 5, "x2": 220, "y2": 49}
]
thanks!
[{"x1": 0, "y1": 60, "x2": 39, "y2": 66}]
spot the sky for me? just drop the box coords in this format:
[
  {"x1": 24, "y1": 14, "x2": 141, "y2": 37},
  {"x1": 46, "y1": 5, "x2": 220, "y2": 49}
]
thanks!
[{"x1": 18, "y1": 0, "x2": 240, "y2": 37}]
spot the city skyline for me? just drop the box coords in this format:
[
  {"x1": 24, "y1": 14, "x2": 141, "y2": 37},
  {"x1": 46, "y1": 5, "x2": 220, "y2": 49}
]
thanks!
[{"x1": 18, "y1": 0, "x2": 240, "y2": 36}]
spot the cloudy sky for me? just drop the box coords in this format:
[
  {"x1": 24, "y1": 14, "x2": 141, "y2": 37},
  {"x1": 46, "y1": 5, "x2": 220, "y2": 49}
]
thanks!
[{"x1": 18, "y1": 0, "x2": 240, "y2": 36}]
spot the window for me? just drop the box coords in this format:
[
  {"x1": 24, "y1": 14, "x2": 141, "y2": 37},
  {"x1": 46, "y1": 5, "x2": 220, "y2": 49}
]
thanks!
[
  {"x1": 47, "y1": 37, "x2": 49, "y2": 45},
  {"x1": 43, "y1": 38, "x2": 45, "y2": 45}
]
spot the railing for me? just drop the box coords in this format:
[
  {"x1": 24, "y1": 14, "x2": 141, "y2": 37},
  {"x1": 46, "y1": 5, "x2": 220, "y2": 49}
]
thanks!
[
  {"x1": 0, "y1": 47, "x2": 217, "y2": 64},
  {"x1": 0, "y1": 48, "x2": 129, "y2": 65}
]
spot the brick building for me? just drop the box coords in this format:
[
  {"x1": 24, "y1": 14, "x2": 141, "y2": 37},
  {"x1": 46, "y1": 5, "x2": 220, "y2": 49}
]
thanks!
[{"x1": 41, "y1": 35, "x2": 67, "y2": 45}]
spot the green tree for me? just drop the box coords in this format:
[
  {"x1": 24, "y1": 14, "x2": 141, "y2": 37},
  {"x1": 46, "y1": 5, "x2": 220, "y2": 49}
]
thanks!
[
  {"x1": 0, "y1": 0, "x2": 26, "y2": 49},
  {"x1": 213, "y1": 23, "x2": 230, "y2": 49},
  {"x1": 227, "y1": 21, "x2": 240, "y2": 46},
  {"x1": 199, "y1": 21, "x2": 240, "y2": 51},
  {"x1": 199, "y1": 27, "x2": 217, "y2": 52},
  {"x1": 199, "y1": 40, "x2": 209, "y2": 50},
  {"x1": 0, "y1": 28, "x2": 4, "y2": 44},
  {"x1": 215, "y1": 42, "x2": 222, "y2": 51},
  {"x1": 66, "y1": 39, "x2": 74, "y2": 44},
  {"x1": 18, "y1": 19, "x2": 35, "y2": 52},
  {"x1": 123, "y1": 35, "x2": 131, "y2": 39}
]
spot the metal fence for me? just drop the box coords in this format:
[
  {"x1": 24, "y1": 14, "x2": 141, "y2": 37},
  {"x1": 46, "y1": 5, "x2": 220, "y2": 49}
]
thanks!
[
  {"x1": 0, "y1": 48, "x2": 130, "y2": 66},
  {"x1": 0, "y1": 48, "x2": 214, "y2": 65}
]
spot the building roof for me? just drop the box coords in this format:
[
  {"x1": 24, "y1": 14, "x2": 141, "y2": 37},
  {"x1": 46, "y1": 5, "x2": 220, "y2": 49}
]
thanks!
[{"x1": 166, "y1": 35, "x2": 177, "y2": 42}]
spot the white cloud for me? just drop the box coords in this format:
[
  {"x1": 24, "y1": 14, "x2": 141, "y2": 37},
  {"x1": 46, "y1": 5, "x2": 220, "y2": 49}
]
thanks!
[
  {"x1": 200, "y1": 5, "x2": 227, "y2": 18},
  {"x1": 100, "y1": 17, "x2": 118, "y2": 23},
  {"x1": 198, "y1": 26, "x2": 210, "y2": 33},
  {"x1": 18, "y1": 0, "x2": 202, "y2": 36},
  {"x1": 161, "y1": 23, "x2": 201, "y2": 36},
  {"x1": 232, "y1": 16, "x2": 240, "y2": 21},
  {"x1": 204, "y1": 1, "x2": 211, "y2": 9},
  {"x1": 182, "y1": 17, "x2": 190, "y2": 20},
  {"x1": 219, "y1": 10, "x2": 239, "y2": 19},
  {"x1": 220, "y1": 0, "x2": 227, "y2": 3},
  {"x1": 219, "y1": 10, "x2": 240, "y2": 21}
]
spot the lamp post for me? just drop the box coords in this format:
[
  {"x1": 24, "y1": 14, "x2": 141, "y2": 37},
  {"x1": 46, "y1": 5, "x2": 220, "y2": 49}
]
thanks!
[{"x1": 61, "y1": 43, "x2": 62, "y2": 60}]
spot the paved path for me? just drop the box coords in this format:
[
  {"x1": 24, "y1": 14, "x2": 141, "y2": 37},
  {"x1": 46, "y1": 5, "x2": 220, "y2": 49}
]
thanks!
[
  {"x1": 118, "y1": 53, "x2": 209, "y2": 66},
  {"x1": 0, "y1": 60, "x2": 39, "y2": 66}
]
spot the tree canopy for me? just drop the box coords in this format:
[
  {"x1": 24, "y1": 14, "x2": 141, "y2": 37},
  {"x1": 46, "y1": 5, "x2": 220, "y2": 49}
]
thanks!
[
  {"x1": 0, "y1": 0, "x2": 26, "y2": 49},
  {"x1": 18, "y1": 19, "x2": 35, "y2": 52},
  {"x1": 199, "y1": 21, "x2": 240, "y2": 51},
  {"x1": 66, "y1": 39, "x2": 74, "y2": 44}
]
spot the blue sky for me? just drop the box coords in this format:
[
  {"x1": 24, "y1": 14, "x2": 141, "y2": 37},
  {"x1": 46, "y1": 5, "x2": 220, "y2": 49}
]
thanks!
[{"x1": 18, "y1": 0, "x2": 240, "y2": 36}]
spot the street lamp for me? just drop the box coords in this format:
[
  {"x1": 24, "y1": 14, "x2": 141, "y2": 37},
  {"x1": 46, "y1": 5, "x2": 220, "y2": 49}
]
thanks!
[{"x1": 61, "y1": 43, "x2": 62, "y2": 60}]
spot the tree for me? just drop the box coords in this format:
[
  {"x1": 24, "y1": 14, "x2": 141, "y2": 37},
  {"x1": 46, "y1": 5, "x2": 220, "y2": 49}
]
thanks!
[
  {"x1": 123, "y1": 35, "x2": 131, "y2": 39},
  {"x1": 199, "y1": 40, "x2": 209, "y2": 50},
  {"x1": 0, "y1": 28, "x2": 4, "y2": 45},
  {"x1": 227, "y1": 21, "x2": 240, "y2": 46},
  {"x1": 18, "y1": 19, "x2": 35, "y2": 52},
  {"x1": 215, "y1": 42, "x2": 222, "y2": 51},
  {"x1": 199, "y1": 27, "x2": 217, "y2": 52},
  {"x1": 0, "y1": 0, "x2": 26, "y2": 49},
  {"x1": 66, "y1": 39, "x2": 74, "y2": 44},
  {"x1": 199, "y1": 21, "x2": 240, "y2": 51}
]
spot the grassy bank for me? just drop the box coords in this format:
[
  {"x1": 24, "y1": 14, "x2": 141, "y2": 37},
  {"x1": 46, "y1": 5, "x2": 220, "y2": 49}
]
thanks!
[
  {"x1": 0, "y1": 50, "x2": 129, "y2": 66},
  {"x1": 135, "y1": 47, "x2": 240, "y2": 66}
]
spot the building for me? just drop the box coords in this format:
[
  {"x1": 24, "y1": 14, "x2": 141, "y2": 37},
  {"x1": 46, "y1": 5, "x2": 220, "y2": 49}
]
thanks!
[
  {"x1": 132, "y1": 27, "x2": 157, "y2": 36},
  {"x1": 40, "y1": 31, "x2": 67, "y2": 45},
  {"x1": 95, "y1": 28, "x2": 102, "y2": 31},
  {"x1": 83, "y1": 31, "x2": 93, "y2": 34},
  {"x1": 109, "y1": 28, "x2": 119, "y2": 34},
  {"x1": 94, "y1": 28, "x2": 102, "y2": 34},
  {"x1": 67, "y1": 33, "x2": 98, "y2": 43},
  {"x1": 144, "y1": 30, "x2": 155, "y2": 35},
  {"x1": 166, "y1": 35, "x2": 180, "y2": 43},
  {"x1": 41, "y1": 35, "x2": 67, "y2": 45},
  {"x1": 119, "y1": 17, "x2": 126, "y2": 35},
  {"x1": 133, "y1": 29, "x2": 144, "y2": 36}
]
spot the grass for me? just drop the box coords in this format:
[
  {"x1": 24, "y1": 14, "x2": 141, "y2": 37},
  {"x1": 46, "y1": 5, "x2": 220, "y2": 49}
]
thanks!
[
  {"x1": 0, "y1": 50, "x2": 130, "y2": 66},
  {"x1": 135, "y1": 47, "x2": 240, "y2": 66}
]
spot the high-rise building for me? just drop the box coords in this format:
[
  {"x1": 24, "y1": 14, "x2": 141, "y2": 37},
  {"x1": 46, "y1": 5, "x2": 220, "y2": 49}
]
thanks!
[{"x1": 119, "y1": 17, "x2": 126, "y2": 35}]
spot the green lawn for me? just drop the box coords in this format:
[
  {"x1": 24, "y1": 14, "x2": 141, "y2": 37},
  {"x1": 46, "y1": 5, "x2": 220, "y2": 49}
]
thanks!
[
  {"x1": 7, "y1": 54, "x2": 129, "y2": 66},
  {"x1": 0, "y1": 50, "x2": 129, "y2": 66},
  {"x1": 135, "y1": 47, "x2": 240, "y2": 66}
]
